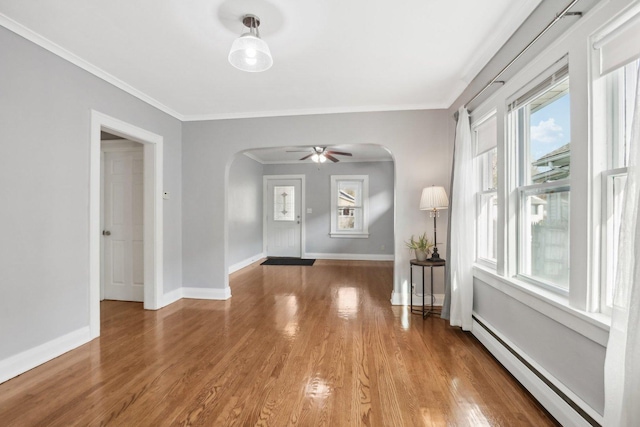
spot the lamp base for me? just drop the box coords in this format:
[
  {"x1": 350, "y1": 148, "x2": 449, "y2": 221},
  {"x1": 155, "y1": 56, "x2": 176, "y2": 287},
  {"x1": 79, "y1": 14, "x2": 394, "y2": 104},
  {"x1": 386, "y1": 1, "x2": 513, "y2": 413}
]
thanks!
[{"x1": 429, "y1": 248, "x2": 442, "y2": 261}]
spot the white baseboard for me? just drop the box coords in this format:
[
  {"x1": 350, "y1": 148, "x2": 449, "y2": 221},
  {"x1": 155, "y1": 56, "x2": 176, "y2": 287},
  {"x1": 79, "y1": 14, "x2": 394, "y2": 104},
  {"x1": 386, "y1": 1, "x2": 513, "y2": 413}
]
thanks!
[
  {"x1": 305, "y1": 252, "x2": 394, "y2": 261},
  {"x1": 161, "y1": 286, "x2": 233, "y2": 307},
  {"x1": 182, "y1": 286, "x2": 232, "y2": 300},
  {"x1": 0, "y1": 326, "x2": 91, "y2": 384},
  {"x1": 161, "y1": 287, "x2": 183, "y2": 307},
  {"x1": 229, "y1": 253, "x2": 265, "y2": 274},
  {"x1": 390, "y1": 291, "x2": 408, "y2": 305},
  {"x1": 472, "y1": 315, "x2": 602, "y2": 427}
]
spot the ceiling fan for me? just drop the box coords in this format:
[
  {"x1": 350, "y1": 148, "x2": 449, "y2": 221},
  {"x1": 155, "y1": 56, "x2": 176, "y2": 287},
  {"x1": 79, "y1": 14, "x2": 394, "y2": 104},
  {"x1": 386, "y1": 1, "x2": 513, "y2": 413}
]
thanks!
[{"x1": 290, "y1": 146, "x2": 353, "y2": 163}]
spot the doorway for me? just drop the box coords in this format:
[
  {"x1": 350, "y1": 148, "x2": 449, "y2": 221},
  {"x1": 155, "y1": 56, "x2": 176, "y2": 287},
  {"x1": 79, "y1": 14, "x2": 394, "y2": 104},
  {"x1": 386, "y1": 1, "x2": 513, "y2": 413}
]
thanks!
[
  {"x1": 263, "y1": 175, "x2": 305, "y2": 258},
  {"x1": 90, "y1": 110, "x2": 164, "y2": 339}
]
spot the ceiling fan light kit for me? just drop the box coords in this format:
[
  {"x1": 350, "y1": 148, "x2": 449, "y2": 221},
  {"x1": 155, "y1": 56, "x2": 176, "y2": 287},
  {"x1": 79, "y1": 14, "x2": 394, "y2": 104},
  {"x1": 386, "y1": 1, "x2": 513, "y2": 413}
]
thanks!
[
  {"x1": 297, "y1": 146, "x2": 353, "y2": 163},
  {"x1": 228, "y1": 14, "x2": 273, "y2": 72}
]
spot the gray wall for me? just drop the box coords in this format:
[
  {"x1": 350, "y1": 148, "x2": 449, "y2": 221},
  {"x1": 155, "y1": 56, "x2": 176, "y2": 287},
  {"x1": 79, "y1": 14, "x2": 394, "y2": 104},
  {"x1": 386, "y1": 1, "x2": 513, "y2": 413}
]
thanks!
[
  {"x1": 228, "y1": 154, "x2": 264, "y2": 266},
  {"x1": 263, "y1": 161, "x2": 394, "y2": 256},
  {"x1": 182, "y1": 110, "x2": 451, "y2": 299},
  {"x1": 0, "y1": 27, "x2": 183, "y2": 360},
  {"x1": 474, "y1": 279, "x2": 606, "y2": 413}
]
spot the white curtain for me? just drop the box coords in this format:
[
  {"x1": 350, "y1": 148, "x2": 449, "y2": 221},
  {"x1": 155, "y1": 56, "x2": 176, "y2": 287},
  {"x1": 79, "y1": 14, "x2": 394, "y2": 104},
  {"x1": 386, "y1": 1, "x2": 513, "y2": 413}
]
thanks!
[
  {"x1": 604, "y1": 67, "x2": 640, "y2": 426},
  {"x1": 446, "y1": 107, "x2": 475, "y2": 331}
]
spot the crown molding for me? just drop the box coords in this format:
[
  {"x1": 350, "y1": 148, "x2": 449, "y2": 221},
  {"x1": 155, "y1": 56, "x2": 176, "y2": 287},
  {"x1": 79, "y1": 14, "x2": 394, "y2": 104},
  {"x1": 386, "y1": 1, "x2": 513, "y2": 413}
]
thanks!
[
  {"x1": 180, "y1": 103, "x2": 445, "y2": 122},
  {"x1": 0, "y1": 13, "x2": 184, "y2": 121}
]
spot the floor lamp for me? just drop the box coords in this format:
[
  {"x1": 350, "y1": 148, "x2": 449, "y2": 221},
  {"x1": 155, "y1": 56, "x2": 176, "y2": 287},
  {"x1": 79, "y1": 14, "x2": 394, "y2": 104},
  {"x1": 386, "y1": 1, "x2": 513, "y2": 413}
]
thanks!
[{"x1": 420, "y1": 186, "x2": 449, "y2": 261}]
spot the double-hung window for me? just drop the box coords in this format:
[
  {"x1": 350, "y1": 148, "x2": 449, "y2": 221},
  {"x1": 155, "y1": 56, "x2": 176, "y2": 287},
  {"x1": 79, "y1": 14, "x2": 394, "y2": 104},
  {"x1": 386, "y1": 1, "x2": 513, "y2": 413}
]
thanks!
[
  {"x1": 592, "y1": 10, "x2": 640, "y2": 313},
  {"x1": 330, "y1": 175, "x2": 369, "y2": 238},
  {"x1": 508, "y1": 62, "x2": 571, "y2": 293},
  {"x1": 598, "y1": 60, "x2": 638, "y2": 311},
  {"x1": 474, "y1": 112, "x2": 498, "y2": 265}
]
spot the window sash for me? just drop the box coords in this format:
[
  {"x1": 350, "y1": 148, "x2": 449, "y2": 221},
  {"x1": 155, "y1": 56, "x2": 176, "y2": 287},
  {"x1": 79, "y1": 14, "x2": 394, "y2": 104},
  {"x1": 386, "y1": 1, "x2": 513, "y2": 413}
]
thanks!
[
  {"x1": 600, "y1": 168, "x2": 628, "y2": 315},
  {"x1": 517, "y1": 182, "x2": 570, "y2": 294},
  {"x1": 477, "y1": 190, "x2": 498, "y2": 265}
]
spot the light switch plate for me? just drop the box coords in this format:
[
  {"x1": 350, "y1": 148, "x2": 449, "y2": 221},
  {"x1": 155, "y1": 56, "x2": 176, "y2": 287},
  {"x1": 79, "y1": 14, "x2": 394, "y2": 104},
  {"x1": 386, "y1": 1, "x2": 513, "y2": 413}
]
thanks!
[{"x1": 306, "y1": 208, "x2": 312, "y2": 214}]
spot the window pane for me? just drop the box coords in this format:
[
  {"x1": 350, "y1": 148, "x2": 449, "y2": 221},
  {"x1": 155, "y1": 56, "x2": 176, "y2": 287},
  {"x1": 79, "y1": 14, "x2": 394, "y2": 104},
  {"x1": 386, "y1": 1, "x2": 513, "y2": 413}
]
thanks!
[
  {"x1": 338, "y1": 181, "x2": 361, "y2": 207},
  {"x1": 273, "y1": 186, "x2": 295, "y2": 221},
  {"x1": 611, "y1": 60, "x2": 639, "y2": 168},
  {"x1": 522, "y1": 78, "x2": 571, "y2": 184},
  {"x1": 520, "y1": 189, "x2": 570, "y2": 290},
  {"x1": 338, "y1": 207, "x2": 362, "y2": 231},
  {"x1": 605, "y1": 174, "x2": 627, "y2": 306},
  {"x1": 477, "y1": 192, "x2": 497, "y2": 262},
  {"x1": 479, "y1": 148, "x2": 497, "y2": 191}
]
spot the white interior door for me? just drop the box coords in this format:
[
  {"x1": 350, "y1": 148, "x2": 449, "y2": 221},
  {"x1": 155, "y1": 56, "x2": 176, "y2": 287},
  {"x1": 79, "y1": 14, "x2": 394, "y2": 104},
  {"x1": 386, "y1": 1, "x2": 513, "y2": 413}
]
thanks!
[
  {"x1": 103, "y1": 150, "x2": 144, "y2": 302},
  {"x1": 266, "y1": 178, "x2": 302, "y2": 257}
]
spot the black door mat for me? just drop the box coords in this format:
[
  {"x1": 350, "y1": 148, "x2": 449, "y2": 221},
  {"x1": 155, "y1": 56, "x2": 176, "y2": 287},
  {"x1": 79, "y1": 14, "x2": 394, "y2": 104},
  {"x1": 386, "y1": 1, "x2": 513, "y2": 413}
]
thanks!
[{"x1": 261, "y1": 258, "x2": 316, "y2": 266}]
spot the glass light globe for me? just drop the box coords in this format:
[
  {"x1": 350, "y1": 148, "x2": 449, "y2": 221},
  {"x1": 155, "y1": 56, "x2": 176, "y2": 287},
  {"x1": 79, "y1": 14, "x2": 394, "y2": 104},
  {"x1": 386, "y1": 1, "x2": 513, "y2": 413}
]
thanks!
[{"x1": 228, "y1": 34, "x2": 273, "y2": 72}]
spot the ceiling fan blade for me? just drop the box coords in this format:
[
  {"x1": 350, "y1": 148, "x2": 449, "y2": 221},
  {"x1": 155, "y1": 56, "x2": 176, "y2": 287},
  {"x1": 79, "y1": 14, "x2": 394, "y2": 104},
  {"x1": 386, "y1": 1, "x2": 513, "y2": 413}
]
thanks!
[
  {"x1": 299, "y1": 154, "x2": 314, "y2": 160},
  {"x1": 286, "y1": 150, "x2": 312, "y2": 153},
  {"x1": 324, "y1": 154, "x2": 340, "y2": 162},
  {"x1": 326, "y1": 151, "x2": 352, "y2": 156}
]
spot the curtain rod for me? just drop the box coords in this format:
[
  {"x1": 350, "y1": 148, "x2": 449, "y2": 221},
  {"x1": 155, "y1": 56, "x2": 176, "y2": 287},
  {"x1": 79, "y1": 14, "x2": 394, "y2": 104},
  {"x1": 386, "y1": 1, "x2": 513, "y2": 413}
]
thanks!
[{"x1": 463, "y1": 0, "x2": 582, "y2": 110}]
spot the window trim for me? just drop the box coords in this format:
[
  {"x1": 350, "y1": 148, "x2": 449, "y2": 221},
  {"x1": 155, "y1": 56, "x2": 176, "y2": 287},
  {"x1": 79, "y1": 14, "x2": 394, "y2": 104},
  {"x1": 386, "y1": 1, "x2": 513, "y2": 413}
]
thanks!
[
  {"x1": 476, "y1": 189, "x2": 498, "y2": 268},
  {"x1": 330, "y1": 175, "x2": 369, "y2": 238}
]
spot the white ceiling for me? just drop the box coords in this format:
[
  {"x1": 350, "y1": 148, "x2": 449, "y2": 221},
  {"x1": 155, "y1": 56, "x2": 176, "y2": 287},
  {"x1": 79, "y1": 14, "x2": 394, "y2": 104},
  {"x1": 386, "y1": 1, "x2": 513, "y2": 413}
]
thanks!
[{"x1": 0, "y1": 0, "x2": 541, "y2": 120}]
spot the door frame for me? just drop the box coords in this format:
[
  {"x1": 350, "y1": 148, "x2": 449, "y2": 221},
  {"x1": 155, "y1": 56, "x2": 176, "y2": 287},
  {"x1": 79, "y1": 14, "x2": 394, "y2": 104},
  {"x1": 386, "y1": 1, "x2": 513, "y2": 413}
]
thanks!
[
  {"x1": 90, "y1": 110, "x2": 164, "y2": 339},
  {"x1": 263, "y1": 175, "x2": 306, "y2": 258}
]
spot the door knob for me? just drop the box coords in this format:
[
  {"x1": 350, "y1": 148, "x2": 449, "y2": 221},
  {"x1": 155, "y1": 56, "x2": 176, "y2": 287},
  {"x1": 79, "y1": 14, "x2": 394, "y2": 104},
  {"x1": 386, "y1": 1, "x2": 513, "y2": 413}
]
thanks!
[{"x1": 102, "y1": 230, "x2": 111, "y2": 236}]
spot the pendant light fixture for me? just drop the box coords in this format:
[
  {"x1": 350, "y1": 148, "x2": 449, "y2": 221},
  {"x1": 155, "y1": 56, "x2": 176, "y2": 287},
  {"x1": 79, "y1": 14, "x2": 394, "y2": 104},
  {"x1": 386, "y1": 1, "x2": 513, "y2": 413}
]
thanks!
[{"x1": 228, "y1": 14, "x2": 273, "y2": 72}]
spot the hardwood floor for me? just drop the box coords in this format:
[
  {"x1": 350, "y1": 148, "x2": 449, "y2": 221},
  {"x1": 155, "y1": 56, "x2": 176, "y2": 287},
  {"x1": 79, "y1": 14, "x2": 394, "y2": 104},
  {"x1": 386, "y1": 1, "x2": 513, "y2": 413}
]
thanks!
[{"x1": 0, "y1": 260, "x2": 558, "y2": 426}]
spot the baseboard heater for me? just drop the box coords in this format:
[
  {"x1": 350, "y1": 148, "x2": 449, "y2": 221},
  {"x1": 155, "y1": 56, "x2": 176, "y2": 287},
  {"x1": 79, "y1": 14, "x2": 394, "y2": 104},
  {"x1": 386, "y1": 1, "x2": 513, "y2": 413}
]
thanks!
[{"x1": 472, "y1": 315, "x2": 601, "y2": 427}]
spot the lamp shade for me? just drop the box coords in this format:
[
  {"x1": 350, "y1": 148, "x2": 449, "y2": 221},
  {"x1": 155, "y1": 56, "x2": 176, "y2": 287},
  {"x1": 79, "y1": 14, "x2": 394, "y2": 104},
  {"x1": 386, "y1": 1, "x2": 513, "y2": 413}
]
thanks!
[
  {"x1": 420, "y1": 186, "x2": 449, "y2": 210},
  {"x1": 228, "y1": 33, "x2": 273, "y2": 72}
]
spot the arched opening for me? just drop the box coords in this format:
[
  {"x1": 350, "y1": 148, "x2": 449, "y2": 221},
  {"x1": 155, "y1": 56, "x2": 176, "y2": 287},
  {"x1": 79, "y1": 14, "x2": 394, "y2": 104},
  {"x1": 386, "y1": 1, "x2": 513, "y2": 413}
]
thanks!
[{"x1": 225, "y1": 143, "x2": 396, "y2": 289}]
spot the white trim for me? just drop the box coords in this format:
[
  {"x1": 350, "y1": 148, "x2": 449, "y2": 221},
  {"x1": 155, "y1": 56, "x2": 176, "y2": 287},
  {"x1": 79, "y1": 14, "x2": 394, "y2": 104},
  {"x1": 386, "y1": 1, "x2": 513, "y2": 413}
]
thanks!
[
  {"x1": 305, "y1": 252, "x2": 394, "y2": 261},
  {"x1": 181, "y1": 103, "x2": 442, "y2": 122},
  {"x1": 90, "y1": 110, "x2": 164, "y2": 339},
  {"x1": 161, "y1": 288, "x2": 183, "y2": 307},
  {"x1": 262, "y1": 175, "x2": 306, "y2": 258},
  {"x1": 329, "y1": 233, "x2": 370, "y2": 239},
  {"x1": 182, "y1": 287, "x2": 232, "y2": 300},
  {"x1": 472, "y1": 315, "x2": 603, "y2": 427},
  {"x1": 0, "y1": 327, "x2": 91, "y2": 384},
  {"x1": 474, "y1": 265, "x2": 609, "y2": 346},
  {"x1": 0, "y1": 14, "x2": 182, "y2": 121},
  {"x1": 229, "y1": 253, "x2": 265, "y2": 274},
  {"x1": 390, "y1": 291, "x2": 409, "y2": 306}
]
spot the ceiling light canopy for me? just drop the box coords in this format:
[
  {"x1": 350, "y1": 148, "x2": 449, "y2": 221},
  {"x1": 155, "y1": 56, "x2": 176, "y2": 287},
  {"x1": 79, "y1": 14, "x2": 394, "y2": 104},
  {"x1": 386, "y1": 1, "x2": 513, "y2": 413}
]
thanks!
[{"x1": 228, "y1": 14, "x2": 273, "y2": 73}]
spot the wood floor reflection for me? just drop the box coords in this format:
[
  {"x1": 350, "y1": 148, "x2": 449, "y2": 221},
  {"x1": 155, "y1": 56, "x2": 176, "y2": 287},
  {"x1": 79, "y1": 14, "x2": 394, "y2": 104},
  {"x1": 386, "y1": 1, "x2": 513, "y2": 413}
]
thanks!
[{"x1": 0, "y1": 260, "x2": 558, "y2": 426}]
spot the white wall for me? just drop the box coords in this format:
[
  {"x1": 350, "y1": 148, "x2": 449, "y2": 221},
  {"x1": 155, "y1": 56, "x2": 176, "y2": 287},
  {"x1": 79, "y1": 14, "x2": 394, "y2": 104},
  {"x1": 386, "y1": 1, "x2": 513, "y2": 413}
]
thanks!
[
  {"x1": 182, "y1": 110, "x2": 451, "y2": 301},
  {"x1": 227, "y1": 154, "x2": 264, "y2": 268},
  {"x1": 0, "y1": 26, "x2": 182, "y2": 362},
  {"x1": 263, "y1": 160, "x2": 395, "y2": 258}
]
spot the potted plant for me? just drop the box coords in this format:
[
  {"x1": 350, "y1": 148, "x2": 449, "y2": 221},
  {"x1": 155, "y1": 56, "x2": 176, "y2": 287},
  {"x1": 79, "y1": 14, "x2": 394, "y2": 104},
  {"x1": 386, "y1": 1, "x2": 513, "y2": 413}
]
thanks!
[{"x1": 405, "y1": 233, "x2": 433, "y2": 261}]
